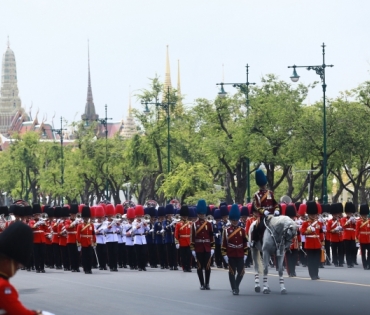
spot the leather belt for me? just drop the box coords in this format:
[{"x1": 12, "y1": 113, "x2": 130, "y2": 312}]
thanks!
[
  {"x1": 360, "y1": 232, "x2": 370, "y2": 234},
  {"x1": 195, "y1": 239, "x2": 210, "y2": 243},
  {"x1": 180, "y1": 235, "x2": 190, "y2": 238},
  {"x1": 227, "y1": 243, "x2": 243, "y2": 248},
  {"x1": 106, "y1": 232, "x2": 116, "y2": 234},
  {"x1": 306, "y1": 235, "x2": 319, "y2": 238},
  {"x1": 345, "y1": 228, "x2": 355, "y2": 231},
  {"x1": 81, "y1": 235, "x2": 93, "y2": 238},
  {"x1": 67, "y1": 232, "x2": 77, "y2": 234}
]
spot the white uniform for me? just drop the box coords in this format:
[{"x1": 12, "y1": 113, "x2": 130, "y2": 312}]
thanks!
[
  {"x1": 132, "y1": 221, "x2": 150, "y2": 245},
  {"x1": 104, "y1": 221, "x2": 120, "y2": 242},
  {"x1": 124, "y1": 222, "x2": 134, "y2": 246},
  {"x1": 94, "y1": 221, "x2": 107, "y2": 244}
]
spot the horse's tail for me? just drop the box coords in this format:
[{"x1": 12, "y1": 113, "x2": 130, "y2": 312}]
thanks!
[{"x1": 251, "y1": 247, "x2": 263, "y2": 274}]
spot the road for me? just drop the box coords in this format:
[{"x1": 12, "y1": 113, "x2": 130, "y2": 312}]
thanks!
[{"x1": 12, "y1": 262, "x2": 370, "y2": 315}]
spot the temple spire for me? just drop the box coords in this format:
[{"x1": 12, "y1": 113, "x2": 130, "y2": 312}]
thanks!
[
  {"x1": 177, "y1": 59, "x2": 182, "y2": 105},
  {"x1": 7, "y1": 36, "x2": 9, "y2": 48},
  {"x1": 128, "y1": 86, "x2": 132, "y2": 116},
  {"x1": 81, "y1": 40, "x2": 98, "y2": 122},
  {"x1": 163, "y1": 45, "x2": 172, "y2": 101}
]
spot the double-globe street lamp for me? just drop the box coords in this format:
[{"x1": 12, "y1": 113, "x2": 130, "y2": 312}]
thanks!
[
  {"x1": 288, "y1": 43, "x2": 334, "y2": 204},
  {"x1": 216, "y1": 64, "x2": 256, "y2": 203},
  {"x1": 142, "y1": 87, "x2": 176, "y2": 175}
]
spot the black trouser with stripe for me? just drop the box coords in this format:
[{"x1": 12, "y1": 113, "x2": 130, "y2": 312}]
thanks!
[
  {"x1": 343, "y1": 239, "x2": 356, "y2": 266},
  {"x1": 135, "y1": 244, "x2": 147, "y2": 269},
  {"x1": 306, "y1": 249, "x2": 321, "y2": 278},
  {"x1": 157, "y1": 243, "x2": 167, "y2": 267},
  {"x1": 285, "y1": 249, "x2": 298, "y2": 275},
  {"x1": 360, "y1": 243, "x2": 370, "y2": 269},
  {"x1": 106, "y1": 241, "x2": 118, "y2": 270},
  {"x1": 33, "y1": 243, "x2": 45, "y2": 271},
  {"x1": 52, "y1": 243, "x2": 61, "y2": 267},
  {"x1": 299, "y1": 242, "x2": 307, "y2": 266},
  {"x1": 96, "y1": 243, "x2": 107, "y2": 268},
  {"x1": 228, "y1": 257, "x2": 245, "y2": 290},
  {"x1": 60, "y1": 245, "x2": 70, "y2": 269},
  {"x1": 325, "y1": 239, "x2": 331, "y2": 263},
  {"x1": 331, "y1": 241, "x2": 344, "y2": 266},
  {"x1": 118, "y1": 243, "x2": 126, "y2": 267},
  {"x1": 126, "y1": 245, "x2": 137, "y2": 268},
  {"x1": 46, "y1": 244, "x2": 54, "y2": 267},
  {"x1": 67, "y1": 243, "x2": 79, "y2": 271},
  {"x1": 196, "y1": 251, "x2": 212, "y2": 286},
  {"x1": 81, "y1": 246, "x2": 92, "y2": 272},
  {"x1": 179, "y1": 246, "x2": 191, "y2": 270},
  {"x1": 166, "y1": 243, "x2": 176, "y2": 268},
  {"x1": 147, "y1": 243, "x2": 157, "y2": 266}
]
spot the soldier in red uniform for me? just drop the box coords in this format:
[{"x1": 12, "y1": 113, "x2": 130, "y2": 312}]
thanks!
[
  {"x1": 28, "y1": 204, "x2": 47, "y2": 273},
  {"x1": 190, "y1": 199, "x2": 215, "y2": 290},
  {"x1": 251, "y1": 169, "x2": 279, "y2": 247},
  {"x1": 0, "y1": 222, "x2": 54, "y2": 315},
  {"x1": 341, "y1": 202, "x2": 357, "y2": 268},
  {"x1": 284, "y1": 204, "x2": 299, "y2": 277},
  {"x1": 300, "y1": 201, "x2": 324, "y2": 280},
  {"x1": 65, "y1": 204, "x2": 81, "y2": 272},
  {"x1": 327, "y1": 203, "x2": 344, "y2": 267},
  {"x1": 356, "y1": 204, "x2": 370, "y2": 270},
  {"x1": 222, "y1": 204, "x2": 248, "y2": 295},
  {"x1": 52, "y1": 207, "x2": 62, "y2": 269},
  {"x1": 175, "y1": 205, "x2": 192, "y2": 272},
  {"x1": 77, "y1": 206, "x2": 96, "y2": 274}
]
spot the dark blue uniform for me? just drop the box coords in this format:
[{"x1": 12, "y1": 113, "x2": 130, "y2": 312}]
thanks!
[
  {"x1": 163, "y1": 219, "x2": 177, "y2": 269},
  {"x1": 217, "y1": 220, "x2": 229, "y2": 268},
  {"x1": 154, "y1": 221, "x2": 166, "y2": 268}
]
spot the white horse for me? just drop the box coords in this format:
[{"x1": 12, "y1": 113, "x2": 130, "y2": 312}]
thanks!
[{"x1": 249, "y1": 216, "x2": 297, "y2": 294}]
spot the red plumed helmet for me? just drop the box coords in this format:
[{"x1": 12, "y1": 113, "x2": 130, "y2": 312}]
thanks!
[
  {"x1": 280, "y1": 203, "x2": 287, "y2": 215},
  {"x1": 247, "y1": 203, "x2": 252, "y2": 211},
  {"x1": 227, "y1": 205, "x2": 232, "y2": 212},
  {"x1": 115, "y1": 204, "x2": 124, "y2": 215},
  {"x1": 90, "y1": 206, "x2": 96, "y2": 218},
  {"x1": 95, "y1": 205, "x2": 105, "y2": 218},
  {"x1": 78, "y1": 204, "x2": 85, "y2": 213},
  {"x1": 126, "y1": 207, "x2": 135, "y2": 219},
  {"x1": 105, "y1": 204, "x2": 115, "y2": 216},
  {"x1": 316, "y1": 203, "x2": 322, "y2": 214},
  {"x1": 298, "y1": 203, "x2": 307, "y2": 216},
  {"x1": 135, "y1": 205, "x2": 144, "y2": 217}
]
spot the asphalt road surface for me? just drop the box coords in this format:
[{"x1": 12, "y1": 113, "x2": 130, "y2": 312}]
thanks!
[{"x1": 12, "y1": 262, "x2": 370, "y2": 315}]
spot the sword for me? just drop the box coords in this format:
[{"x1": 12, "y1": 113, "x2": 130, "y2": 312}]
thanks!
[{"x1": 93, "y1": 245, "x2": 99, "y2": 267}]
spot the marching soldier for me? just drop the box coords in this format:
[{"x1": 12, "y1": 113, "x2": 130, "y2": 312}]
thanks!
[
  {"x1": 218, "y1": 204, "x2": 229, "y2": 269},
  {"x1": 327, "y1": 203, "x2": 344, "y2": 267},
  {"x1": 125, "y1": 207, "x2": 137, "y2": 270},
  {"x1": 65, "y1": 204, "x2": 80, "y2": 272},
  {"x1": 154, "y1": 206, "x2": 166, "y2": 269},
  {"x1": 356, "y1": 204, "x2": 370, "y2": 270},
  {"x1": 300, "y1": 201, "x2": 324, "y2": 280},
  {"x1": 43, "y1": 206, "x2": 54, "y2": 269},
  {"x1": 251, "y1": 169, "x2": 279, "y2": 247},
  {"x1": 52, "y1": 207, "x2": 62, "y2": 270},
  {"x1": 115, "y1": 204, "x2": 126, "y2": 268},
  {"x1": 146, "y1": 207, "x2": 158, "y2": 268},
  {"x1": 222, "y1": 204, "x2": 248, "y2": 295},
  {"x1": 58, "y1": 206, "x2": 70, "y2": 271},
  {"x1": 77, "y1": 206, "x2": 96, "y2": 274},
  {"x1": 104, "y1": 204, "x2": 119, "y2": 272},
  {"x1": 296, "y1": 203, "x2": 307, "y2": 267},
  {"x1": 213, "y1": 209, "x2": 223, "y2": 268},
  {"x1": 94, "y1": 205, "x2": 108, "y2": 270},
  {"x1": 163, "y1": 204, "x2": 178, "y2": 270},
  {"x1": 29, "y1": 204, "x2": 47, "y2": 273},
  {"x1": 132, "y1": 205, "x2": 149, "y2": 271},
  {"x1": 175, "y1": 205, "x2": 192, "y2": 272},
  {"x1": 284, "y1": 204, "x2": 299, "y2": 277},
  {"x1": 341, "y1": 202, "x2": 357, "y2": 268},
  {"x1": 190, "y1": 199, "x2": 215, "y2": 290}
]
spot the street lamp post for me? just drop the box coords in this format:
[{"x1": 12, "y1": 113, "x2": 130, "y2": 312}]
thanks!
[
  {"x1": 288, "y1": 43, "x2": 334, "y2": 204},
  {"x1": 216, "y1": 64, "x2": 256, "y2": 203},
  {"x1": 142, "y1": 86, "x2": 176, "y2": 175},
  {"x1": 52, "y1": 117, "x2": 67, "y2": 205},
  {"x1": 96, "y1": 105, "x2": 112, "y2": 200}
]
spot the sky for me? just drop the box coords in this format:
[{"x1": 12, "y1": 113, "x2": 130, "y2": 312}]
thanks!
[{"x1": 0, "y1": 0, "x2": 369, "y2": 126}]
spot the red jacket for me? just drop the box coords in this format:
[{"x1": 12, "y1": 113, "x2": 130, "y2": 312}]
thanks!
[
  {"x1": 327, "y1": 219, "x2": 343, "y2": 242},
  {"x1": 253, "y1": 189, "x2": 279, "y2": 215},
  {"x1": 221, "y1": 225, "x2": 248, "y2": 258},
  {"x1": 28, "y1": 219, "x2": 46, "y2": 244},
  {"x1": 245, "y1": 217, "x2": 256, "y2": 235},
  {"x1": 341, "y1": 216, "x2": 356, "y2": 240},
  {"x1": 0, "y1": 277, "x2": 36, "y2": 315},
  {"x1": 356, "y1": 218, "x2": 370, "y2": 244},
  {"x1": 77, "y1": 222, "x2": 96, "y2": 247},
  {"x1": 51, "y1": 221, "x2": 60, "y2": 244},
  {"x1": 190, "y1": 219, "x2": 214, "y2": 253},
  {"x1": 300, "y1": 220, "x2": 324, "y2": 249},
  {"x1": 58, "y1": 221, "x2": 67, "y2": 246},
  {"x1": 64, "y1": 219, "x2": 78, "y2": 244},
  {"x1": 174, "y1": 220, "x2": 191, "y2": 247}
]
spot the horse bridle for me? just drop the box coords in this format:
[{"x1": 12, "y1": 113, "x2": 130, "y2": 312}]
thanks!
[{"x1": 265, "y1": 218, "x2": 295, "y2": 254}]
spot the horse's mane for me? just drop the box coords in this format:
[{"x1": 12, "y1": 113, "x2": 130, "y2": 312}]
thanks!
[{"x1": 268, "y1": 216, "x2": 296, "y2": 233}]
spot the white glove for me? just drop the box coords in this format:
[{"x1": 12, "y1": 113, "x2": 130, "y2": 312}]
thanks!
[
  {"x1": 78, "y1": 246, "x2": 81, "y2": 252},
  {"x1": 223, "y1": 255, "x2": 229, "y2": 264},
  {"x1": 42, "y1": 311, "x2": 56, "y2": 315},
  {"x1": 310, "y1": 227, "x2": 316, "y2": 232},
  {"x1": 211, "y1": 249, "x2": 214, "y2": 256},
  {"x1": 192, "y1": 251, "x2": 196, "y2": 259},
  {"x1": 244, "y1": 255, "x2": 247, "y2": 263},
  {"x1": 149, "y1": 229, "x2": 154, "y2": 233},
  {"x1": 274, "y1": 210, "x2": 280, "y2": 216},
  {"x1": 264, "y1": 210, "x2": 270, "y2": 217},
  {"x1": 321, "y1": 246, "x2": 325, "y2": 250},
  {"x1": 299, "y1": 245, "x2": 302, "y2": 250},
  {"x1": 322, "y1": 226, "x2": 327, "y2": 233},
  {"x1": 350, "y1": 217, "x2": 356, "y2": 223},
  {"x1": 356, "y1": 242, "x2": 360, "y2": 248},
  {"x1": 247, "y1": 241, "x2": 250, "y2": 247},
  {"x1": 318, "y1": 217, "x2": 324, "y2": 223},
  {"x1": 176, "y1": 244, "x2": 180, "y2": 249},
  {"x1": 160, "y1": 229, "x2": 165, "y2": 234},
  {"x1": 215, "y1": 233, "x2": 220, "y2": 238}
]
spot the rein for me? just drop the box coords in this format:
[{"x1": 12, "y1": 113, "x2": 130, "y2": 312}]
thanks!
[{"x1": 264, "y1": 218, "x2": 295, "y2": 256}]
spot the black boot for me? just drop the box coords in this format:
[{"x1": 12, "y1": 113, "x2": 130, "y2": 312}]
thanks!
[
  {"x1": 229, "y1": 273, "x2": 236, "y2": 292},
  {"x1": 235, "y1": 274, "x2": 243, "y2": 294},
  {"x1": 197, "y1": 269, "x2": 205, "y2": 288},
  {"x1": 205, "y1": 269, "x2": 211, "y2": 289}
]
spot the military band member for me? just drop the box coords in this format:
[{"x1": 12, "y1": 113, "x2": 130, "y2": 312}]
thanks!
[
  {"x1": 284, "y1": 204, "x2": 299, "y2": 277},
  {"x1": 0, "y1": 222, "x2": 53, "y2": 315},
  {"x1": 356, "y1": 204, "x2": 370, "y2": 270},
  {"x1": 175, "y1": 205, "x2": 192, "y2": 272},
  {"x1": 94, "y1": 205, "x2": 108, "y2": 270},
  {"x1": 132, "y1": 205, "x2": 149, "y2": 271},
  {"x1": 115, "y1": 204, "x2": 126, "y2": 268},
  {"x1": 163, "y1": 204, "x2": 178, "y2": 270},
  {"x1": 77, "y1": 206, "x2": 96, "y2": 274},
  {"x1": 251, "y1": 169, "x2": 279, "y2": 247},
  {"x1": 327, "y1": 203, "x2": 344, "y2": 267},
  {"x1": 146, "y1": 207, "x2": 158, "y2": 268},
  {"x1": 104, "y1": 204, "x2": 119, "y2": 272},
  {"x1": 341, "y1": 202, "x2": 357, "y2": 268},
  {"x1": 125, "y1": 207, "x2": 137, "y2": 270},
  {"x1": 52, "y1": 207, "x2": 62, "y2": 270},
  {"x1": 296, "y1": 203, "x2": 307, "y2": 267},
  {"x1": 300, "y1": 201, "x2": 324, "y2": 280},
  {"x1": 222, "y1": 204, "x2": 248, "y2": 295},
  {"x1": 218, "y1": 204, "x2": 230, "y2": 269},
  {"x1": 43, "y1": 206, "x2": 54, "y2": 269},
  {"x1": 59, "y1": 206, "x2": 71, "y2": 271},
  {"x1": 190, "y1": 199, "x2": 215, "y2": 290},
  {"x1": 65, "y1": 204, "x2": 80, "y2": 272},
  {"x1": 213, "y1": 209, "x2": 223, "y2": 268},
  {"x1": 29, "y1": 204, "x2": 47, "y2": 273}
]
